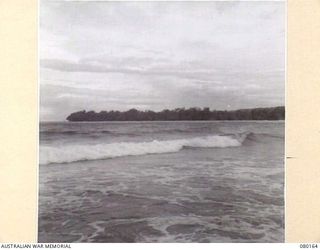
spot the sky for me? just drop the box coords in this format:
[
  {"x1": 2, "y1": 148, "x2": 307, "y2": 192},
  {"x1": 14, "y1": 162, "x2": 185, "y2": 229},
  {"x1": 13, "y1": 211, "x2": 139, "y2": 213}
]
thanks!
[{"x1": 40, "y1": 0, "x2": 285, "y2": 121}]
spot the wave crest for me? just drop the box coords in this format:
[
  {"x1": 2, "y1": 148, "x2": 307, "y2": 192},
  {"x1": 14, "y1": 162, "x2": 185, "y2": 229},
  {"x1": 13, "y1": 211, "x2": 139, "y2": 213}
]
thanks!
[{"x1": 40, "y1": 134, "x2": 247, "y2": 165}]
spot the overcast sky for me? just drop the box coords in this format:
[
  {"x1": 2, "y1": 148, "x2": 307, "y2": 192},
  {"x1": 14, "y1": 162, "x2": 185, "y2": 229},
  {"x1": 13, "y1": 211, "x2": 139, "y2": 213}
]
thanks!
[{"x1": 40, "y1": 0, "x2": 285, "y2": 121}]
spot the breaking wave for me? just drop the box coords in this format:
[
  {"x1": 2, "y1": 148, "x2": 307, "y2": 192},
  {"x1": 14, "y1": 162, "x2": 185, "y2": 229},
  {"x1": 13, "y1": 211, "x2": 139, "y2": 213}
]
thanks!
[{"x1": 40, "y1": 134, "x2": 248, "y2": 165}]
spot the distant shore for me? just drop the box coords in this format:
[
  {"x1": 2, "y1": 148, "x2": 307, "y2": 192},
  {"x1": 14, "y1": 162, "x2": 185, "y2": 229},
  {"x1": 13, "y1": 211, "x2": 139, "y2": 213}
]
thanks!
[{"x1": 66, "y1": 106, "x2": 285, "y2": 122}]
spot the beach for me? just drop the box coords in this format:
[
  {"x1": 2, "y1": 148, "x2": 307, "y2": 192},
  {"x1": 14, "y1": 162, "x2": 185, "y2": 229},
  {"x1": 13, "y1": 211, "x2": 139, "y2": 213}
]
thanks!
[{"x1": 38, "y1": 121, "x2": 284, "y2": 242}]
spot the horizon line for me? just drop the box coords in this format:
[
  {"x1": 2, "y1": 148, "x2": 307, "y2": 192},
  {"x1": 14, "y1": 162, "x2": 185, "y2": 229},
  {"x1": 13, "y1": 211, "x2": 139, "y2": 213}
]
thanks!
[
  {"x1": 40, "y1": 105, "x2": 285, "y2": 122},
  {"x1": 69, "y1": 105, "x2": 285, "y2": 113}
]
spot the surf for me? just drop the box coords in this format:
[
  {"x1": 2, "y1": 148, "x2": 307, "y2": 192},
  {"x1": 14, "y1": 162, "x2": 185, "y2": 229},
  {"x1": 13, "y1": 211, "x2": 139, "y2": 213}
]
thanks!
[{"x1": 39, "y1": 134, "x2": 248, "y2": 165}]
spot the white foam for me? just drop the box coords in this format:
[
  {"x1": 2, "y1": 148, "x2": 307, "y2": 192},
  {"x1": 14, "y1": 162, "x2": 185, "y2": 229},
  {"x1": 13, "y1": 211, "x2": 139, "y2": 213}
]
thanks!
[{"x1": 40, "y1": 135, "x2": 245, "y2": 165}]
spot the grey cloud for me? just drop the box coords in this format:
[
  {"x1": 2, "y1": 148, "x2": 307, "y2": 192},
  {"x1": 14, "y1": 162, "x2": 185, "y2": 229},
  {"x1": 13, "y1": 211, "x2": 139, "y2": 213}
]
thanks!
[
  {"x1": 41, "y1": 57, "x2": 284, "y2": 86},
  {"x1": 40, "y1": 1, "x2": 285, "y2": 121},
  {"x1": 40, "y1": 58, "x2": 220, "y2": 82}
]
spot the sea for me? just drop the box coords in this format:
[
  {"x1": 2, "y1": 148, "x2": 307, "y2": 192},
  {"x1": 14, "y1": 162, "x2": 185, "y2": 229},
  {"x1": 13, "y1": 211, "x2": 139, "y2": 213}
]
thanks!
[{"x1": 38, "y1": 121, "x2": 284, "y2": 243}]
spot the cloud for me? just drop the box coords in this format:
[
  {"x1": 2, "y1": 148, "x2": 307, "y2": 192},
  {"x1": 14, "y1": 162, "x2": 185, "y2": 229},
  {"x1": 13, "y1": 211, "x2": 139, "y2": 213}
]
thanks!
[
  {"x1": 40, "y1": 58, "x2": 220, "y2": 83},
  {"x1": 40, "y1": 1, "x2": 285, "y2": 121}
]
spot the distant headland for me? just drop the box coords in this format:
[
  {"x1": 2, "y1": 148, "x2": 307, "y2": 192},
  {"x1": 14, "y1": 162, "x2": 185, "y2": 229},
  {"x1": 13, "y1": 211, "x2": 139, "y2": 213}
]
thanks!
[{"x1": 66, "y1": 106, "x2": 285, "y2": 122}]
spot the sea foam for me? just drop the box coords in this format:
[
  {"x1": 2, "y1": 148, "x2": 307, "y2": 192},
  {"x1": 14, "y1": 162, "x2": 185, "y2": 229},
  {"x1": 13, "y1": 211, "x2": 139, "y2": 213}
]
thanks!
[{"x1": 40, "y1": 134, "x2": 246, "y2": 165}]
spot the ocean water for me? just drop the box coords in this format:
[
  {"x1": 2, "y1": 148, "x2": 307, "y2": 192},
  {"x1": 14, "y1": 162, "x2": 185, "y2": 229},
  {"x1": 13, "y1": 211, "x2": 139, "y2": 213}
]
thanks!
[{"x1": 38, "y1": 121, "x2": 284, "y2": 242}]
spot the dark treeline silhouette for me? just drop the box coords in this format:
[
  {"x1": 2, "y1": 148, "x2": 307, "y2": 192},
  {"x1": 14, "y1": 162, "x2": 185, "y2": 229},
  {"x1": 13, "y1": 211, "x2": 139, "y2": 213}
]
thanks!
[{"x1": 66, "y1": 106, "x2": 285, "y2": 121}]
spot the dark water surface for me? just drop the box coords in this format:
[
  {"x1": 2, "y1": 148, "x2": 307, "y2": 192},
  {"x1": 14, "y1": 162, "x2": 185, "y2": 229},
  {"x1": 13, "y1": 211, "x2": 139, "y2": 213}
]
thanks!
[{"x1": 39, "y1": 121, "x2": 284, "y2": 242}]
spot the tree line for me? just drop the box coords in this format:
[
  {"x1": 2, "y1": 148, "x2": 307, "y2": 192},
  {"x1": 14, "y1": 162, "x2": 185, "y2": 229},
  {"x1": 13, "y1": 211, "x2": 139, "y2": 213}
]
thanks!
[{"x1": 66, "y1": 106, "x2": 285, "y2": 121}]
